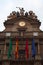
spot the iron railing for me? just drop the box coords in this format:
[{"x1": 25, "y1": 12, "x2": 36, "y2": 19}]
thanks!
[{"x1": 0, "y1": 54, "x2": 42, "y2": 61}]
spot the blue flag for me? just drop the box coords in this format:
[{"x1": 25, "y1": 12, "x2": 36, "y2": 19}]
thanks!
[{"x1": 32, "y1": 38, "x2": 36, "y2": 57}]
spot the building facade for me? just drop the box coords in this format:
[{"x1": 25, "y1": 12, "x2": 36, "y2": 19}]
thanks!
[{"x1": 0, "y1": 8, "x2": 43, "y2": 65}]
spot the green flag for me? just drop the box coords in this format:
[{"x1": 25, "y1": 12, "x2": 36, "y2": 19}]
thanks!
[{"x1": 8, "y1": 38, "x2": 12, "y2": 59}]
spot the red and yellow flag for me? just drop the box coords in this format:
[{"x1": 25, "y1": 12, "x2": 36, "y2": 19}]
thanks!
[{"x1": 15, "y1": 38, "x2": 18, "y2": 59}]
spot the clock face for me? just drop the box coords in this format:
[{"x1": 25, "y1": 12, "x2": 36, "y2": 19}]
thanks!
[{"x1": 19, "y1": 21, "x2": 25, "y2": 26}]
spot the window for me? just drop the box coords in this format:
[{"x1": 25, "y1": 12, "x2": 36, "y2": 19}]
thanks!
[
  {"x1": 0, "y1": 50, "x2": 1, "y2": 54},
  {"x1": 18, "y1": 50, "x2": 25, "y2": 59},
  {"x1": 19, "y1": 31, "x2": 25, "y2": 36},
  {"x1": 6, "y1": 43, "x2": 9, "y2": 47}
]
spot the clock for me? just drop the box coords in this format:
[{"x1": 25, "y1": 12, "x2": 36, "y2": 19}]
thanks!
[{"x1": 19, "y1": 21, "x2": 25, "y2": 26}]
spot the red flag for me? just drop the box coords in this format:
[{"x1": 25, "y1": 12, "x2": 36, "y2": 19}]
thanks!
[
  {"x1": 15, "y1": 38, "x2": 18, "y2": 59},
  {"x1": 25, "y1": 39, "x2": 29, "y2": 60}
]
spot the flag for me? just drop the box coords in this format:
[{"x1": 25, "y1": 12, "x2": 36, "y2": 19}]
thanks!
[
  {"x1": 25, "y1": 39, "x2": 29, "y2": 59},
  {"x1": 8, "y1": 38, "x2": 12, "y2": 59},
  {"x1": 32, "y1": 38, "x2": 36, "y2": 57},
  {"x1": 15, "y1": 38, "x2": 18, "y2": 59}
]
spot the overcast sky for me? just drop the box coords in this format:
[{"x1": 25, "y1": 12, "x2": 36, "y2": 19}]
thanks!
[{"x1": 0, "y1": 0, "x2": 43, "y2": 32}]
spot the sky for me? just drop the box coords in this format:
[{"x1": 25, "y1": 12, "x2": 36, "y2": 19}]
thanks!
[{"x1": 0, "y1": 0, "x2": 43, "y2": 32}]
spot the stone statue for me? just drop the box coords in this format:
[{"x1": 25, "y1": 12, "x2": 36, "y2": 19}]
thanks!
[
  {"x1": 29, "y1": 11, "x2": 37, "y2": 19},
  {"x1": 16, "y1": 7, "x2": 25, "y2": 16},
  {"x1": 12, "y1": 11, "x2": 16, "y2": 15}
]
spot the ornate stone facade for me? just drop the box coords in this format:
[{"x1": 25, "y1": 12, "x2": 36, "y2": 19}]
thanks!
[{"x1": 0, "y1": 8, "x2": 43, "y2": 65}]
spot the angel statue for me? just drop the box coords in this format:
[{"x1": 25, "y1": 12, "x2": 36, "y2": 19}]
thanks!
[{"x1": 16, "y1": 7, "x2": 25, "y2": 16}]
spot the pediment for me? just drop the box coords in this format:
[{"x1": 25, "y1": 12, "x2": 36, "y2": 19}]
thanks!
[{"x1": 4, "y1": 10, "x2": 41, "y2": 32}]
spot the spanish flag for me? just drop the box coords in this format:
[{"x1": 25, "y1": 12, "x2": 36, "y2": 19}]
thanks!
[
  {"x1": 25, "y1": 39, "x2": 29, "y2": 60},
  {"x1": 15, "y1": 38, "x2": 18, "y2": 59}
]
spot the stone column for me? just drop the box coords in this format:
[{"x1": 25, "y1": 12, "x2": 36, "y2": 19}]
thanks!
[
  {"x1": 35, "y1": 39, "x2": 41, "y2": 61},
  {"x1": 4, "y1": 40, "x2": 6, "y2": 54},
  {"x1": 38, "y1": 40, "x2": 40, "y2": 55}
]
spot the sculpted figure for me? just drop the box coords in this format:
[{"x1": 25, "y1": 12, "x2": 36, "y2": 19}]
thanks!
[{"x1": 16, "y1": 7, "x2": 25, "y2": 16}]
